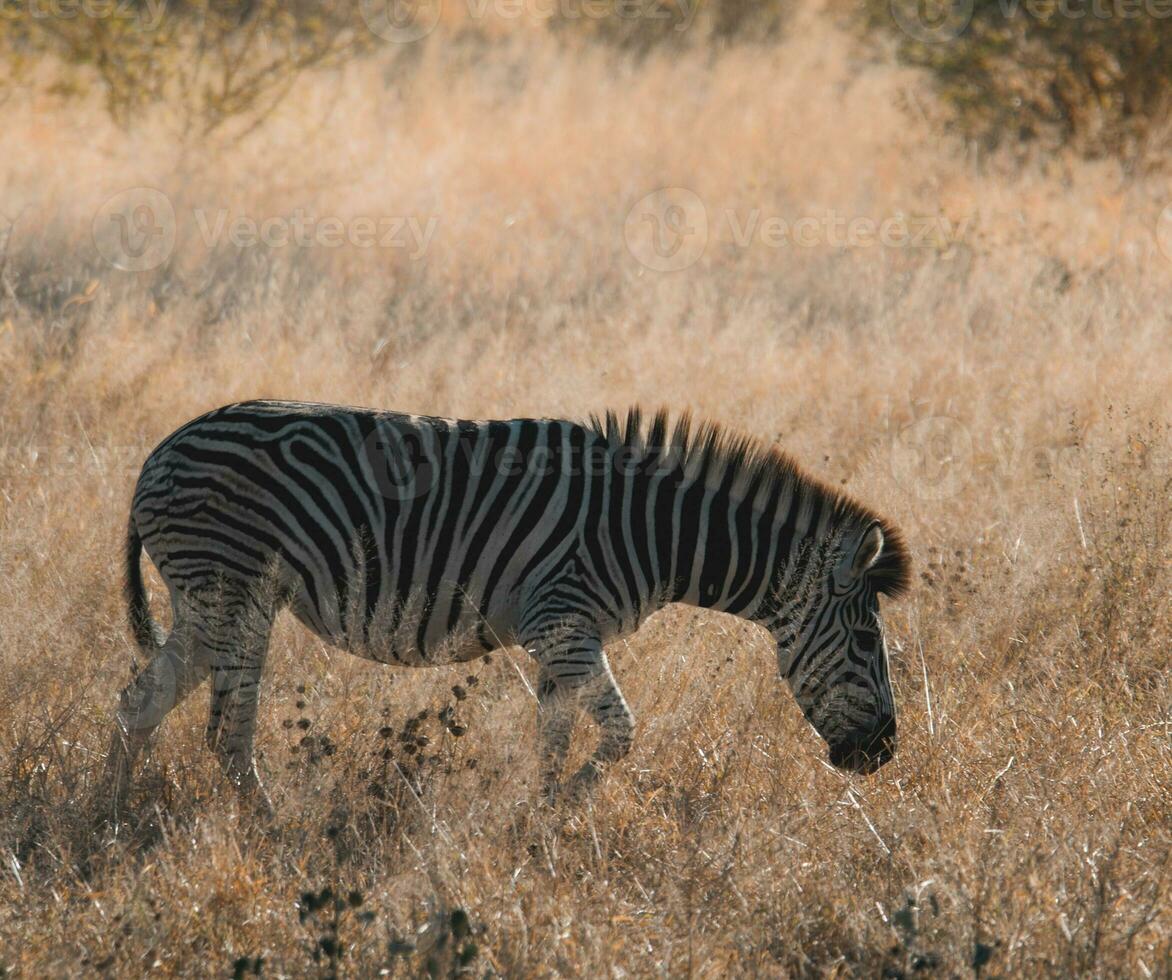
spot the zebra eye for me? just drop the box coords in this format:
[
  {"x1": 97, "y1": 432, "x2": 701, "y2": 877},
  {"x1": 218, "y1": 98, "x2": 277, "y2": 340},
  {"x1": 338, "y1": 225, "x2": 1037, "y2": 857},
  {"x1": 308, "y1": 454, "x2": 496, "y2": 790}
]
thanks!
[{"x1": 852, "y1": 629, "x2": 878, "y2": 653}]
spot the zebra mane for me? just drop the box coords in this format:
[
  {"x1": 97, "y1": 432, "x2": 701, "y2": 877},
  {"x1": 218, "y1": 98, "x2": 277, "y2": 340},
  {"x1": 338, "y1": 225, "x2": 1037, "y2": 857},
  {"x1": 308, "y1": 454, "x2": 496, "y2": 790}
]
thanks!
[{"x1": 586, "y1": 406, "x2": 912, "y2": 599}]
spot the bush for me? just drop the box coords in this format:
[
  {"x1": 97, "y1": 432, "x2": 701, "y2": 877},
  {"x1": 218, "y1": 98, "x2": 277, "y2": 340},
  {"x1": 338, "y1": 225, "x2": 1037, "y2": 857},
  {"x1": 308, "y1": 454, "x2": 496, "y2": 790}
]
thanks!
[
  {"x1": 0, "y1": 0, "x2": 795, "y2": 135},
  {"x1": 848, "y1": 0, "x2": 1172, "y2": 160},
  {"x1": 549, "y1": 0, "x2": 790, "y2": 54},
  {"x1": 0, "y1": 0, "x2": 370, "y2": 137}
]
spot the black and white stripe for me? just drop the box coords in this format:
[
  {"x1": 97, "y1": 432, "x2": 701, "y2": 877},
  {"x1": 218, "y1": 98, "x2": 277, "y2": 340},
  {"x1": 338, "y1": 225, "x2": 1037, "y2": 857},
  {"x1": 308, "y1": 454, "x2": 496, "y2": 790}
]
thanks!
[{"x1": 106, "y1": 400, "x2": 911, "y2": 811}]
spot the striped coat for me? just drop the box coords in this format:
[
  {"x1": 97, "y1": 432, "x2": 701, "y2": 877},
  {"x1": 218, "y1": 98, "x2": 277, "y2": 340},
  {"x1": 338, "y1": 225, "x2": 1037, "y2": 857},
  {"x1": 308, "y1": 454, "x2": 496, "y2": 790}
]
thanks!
[{"x1": 106, "y1": 400, "x2": 910, "y2": 813}]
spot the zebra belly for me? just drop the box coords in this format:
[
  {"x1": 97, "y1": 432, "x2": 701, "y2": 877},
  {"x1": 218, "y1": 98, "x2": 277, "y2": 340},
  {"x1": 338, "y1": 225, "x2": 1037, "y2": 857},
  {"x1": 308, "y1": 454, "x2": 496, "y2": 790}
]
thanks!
[{"x1": 288, "y1": 579, "x2": 512, "y2": 667}]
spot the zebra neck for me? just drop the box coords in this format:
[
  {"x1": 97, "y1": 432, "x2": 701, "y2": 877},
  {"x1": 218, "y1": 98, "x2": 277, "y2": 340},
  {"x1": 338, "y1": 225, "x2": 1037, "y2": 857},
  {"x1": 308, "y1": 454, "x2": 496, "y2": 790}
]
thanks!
[{"x1": 665, "y1": 474, "x2": 839, "y2": 629}]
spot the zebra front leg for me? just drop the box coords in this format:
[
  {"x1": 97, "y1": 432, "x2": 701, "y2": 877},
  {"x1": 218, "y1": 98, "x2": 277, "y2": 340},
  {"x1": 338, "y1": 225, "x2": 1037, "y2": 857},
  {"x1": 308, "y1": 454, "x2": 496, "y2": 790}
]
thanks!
[
  {"x1": 528, "y1": 631, "x2": 635, "y2": 801},
  {"x1": 564, "y1": 656, "x2": 635, "y2": 798},
  {"x1": 535, "y1": 665, "x2": 576, "y2": 799}
]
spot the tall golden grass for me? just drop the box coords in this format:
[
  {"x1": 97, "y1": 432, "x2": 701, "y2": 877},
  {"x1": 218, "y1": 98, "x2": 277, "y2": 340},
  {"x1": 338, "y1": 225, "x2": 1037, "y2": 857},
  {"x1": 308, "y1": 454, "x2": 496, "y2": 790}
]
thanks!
[{"x1": 0, "y1": 9, "x2": 1169, "y2": 976}]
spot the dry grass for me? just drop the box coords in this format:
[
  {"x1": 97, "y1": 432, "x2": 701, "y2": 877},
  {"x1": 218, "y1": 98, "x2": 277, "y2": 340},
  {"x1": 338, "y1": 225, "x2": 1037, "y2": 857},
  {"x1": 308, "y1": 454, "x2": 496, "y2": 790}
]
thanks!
[{"x1": 0, "y1": 9, "x2": 1170, "y2": 977}]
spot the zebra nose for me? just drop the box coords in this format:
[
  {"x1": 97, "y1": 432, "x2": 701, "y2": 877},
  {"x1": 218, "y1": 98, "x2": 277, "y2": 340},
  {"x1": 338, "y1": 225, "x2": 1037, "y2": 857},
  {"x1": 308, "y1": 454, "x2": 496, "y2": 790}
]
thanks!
[
  {"x1": 828, "y1": 715, "x2": 896, "y2": 774},
  {"x1": 872, "y1": 714, "x2": 896, "y2": 752}
]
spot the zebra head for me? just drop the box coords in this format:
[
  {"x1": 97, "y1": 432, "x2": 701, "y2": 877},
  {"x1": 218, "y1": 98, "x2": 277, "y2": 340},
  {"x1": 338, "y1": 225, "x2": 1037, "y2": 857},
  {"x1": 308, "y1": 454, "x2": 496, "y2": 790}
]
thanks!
[{"x1": 778, "y1": 521, "x2": 903, "y2": 775}]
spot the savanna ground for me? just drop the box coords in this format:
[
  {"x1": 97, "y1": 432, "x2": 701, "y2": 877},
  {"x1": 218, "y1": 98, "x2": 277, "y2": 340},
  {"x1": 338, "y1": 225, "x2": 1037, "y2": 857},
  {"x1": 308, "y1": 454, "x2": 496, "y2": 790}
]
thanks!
[{"x1": 0, "y1": 3, "x2": 1170, "y2": 976}]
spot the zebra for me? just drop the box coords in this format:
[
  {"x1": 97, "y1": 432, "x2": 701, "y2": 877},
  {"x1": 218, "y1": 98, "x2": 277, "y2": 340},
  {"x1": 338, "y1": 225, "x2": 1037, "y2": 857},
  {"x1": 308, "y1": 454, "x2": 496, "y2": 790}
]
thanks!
[{"x1": 104, "y1": 400, "x2": 911, "y2": 815}]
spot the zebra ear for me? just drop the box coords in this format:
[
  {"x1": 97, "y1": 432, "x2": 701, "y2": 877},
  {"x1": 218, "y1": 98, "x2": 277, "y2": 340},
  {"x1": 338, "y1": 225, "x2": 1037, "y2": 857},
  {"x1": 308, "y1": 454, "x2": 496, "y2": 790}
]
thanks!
[{"x1": 847, "y1": 523, "x2": 884, "y2": 581}]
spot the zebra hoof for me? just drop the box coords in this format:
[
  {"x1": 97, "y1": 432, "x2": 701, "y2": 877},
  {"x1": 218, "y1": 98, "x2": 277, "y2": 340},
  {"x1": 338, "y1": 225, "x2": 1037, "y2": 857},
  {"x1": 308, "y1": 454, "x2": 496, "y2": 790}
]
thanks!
[
  {"x1": 543, "y1": 762, "x2": 602, "y2": 805},
  {"x1": 241, "y1": 787, "x2": 276, "y2": 823}
]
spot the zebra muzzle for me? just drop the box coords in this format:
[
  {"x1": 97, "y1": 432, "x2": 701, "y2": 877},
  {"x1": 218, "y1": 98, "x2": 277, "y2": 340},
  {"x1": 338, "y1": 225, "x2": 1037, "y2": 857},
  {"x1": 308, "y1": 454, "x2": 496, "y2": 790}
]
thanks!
[{"x1": 827, "y1": 715, "x2": 896, "y2": 774}]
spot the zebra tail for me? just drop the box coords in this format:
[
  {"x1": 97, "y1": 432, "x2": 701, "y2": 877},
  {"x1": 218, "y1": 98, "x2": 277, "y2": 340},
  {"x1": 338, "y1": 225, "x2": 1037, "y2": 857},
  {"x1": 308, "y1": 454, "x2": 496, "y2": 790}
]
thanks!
[{"x1": 125, "y1": 516, "x2": 163, "y2": 653}]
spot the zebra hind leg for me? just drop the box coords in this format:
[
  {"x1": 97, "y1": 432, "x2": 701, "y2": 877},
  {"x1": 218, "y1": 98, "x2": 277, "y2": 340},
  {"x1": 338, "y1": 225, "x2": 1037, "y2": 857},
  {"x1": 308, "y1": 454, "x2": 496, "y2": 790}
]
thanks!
[
  {"x1": 202, "y1": 588, "x2": 277, "y2": 818},
  {"x1": 102, "y1": 622, "x2": 210, "y2": 820}
]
